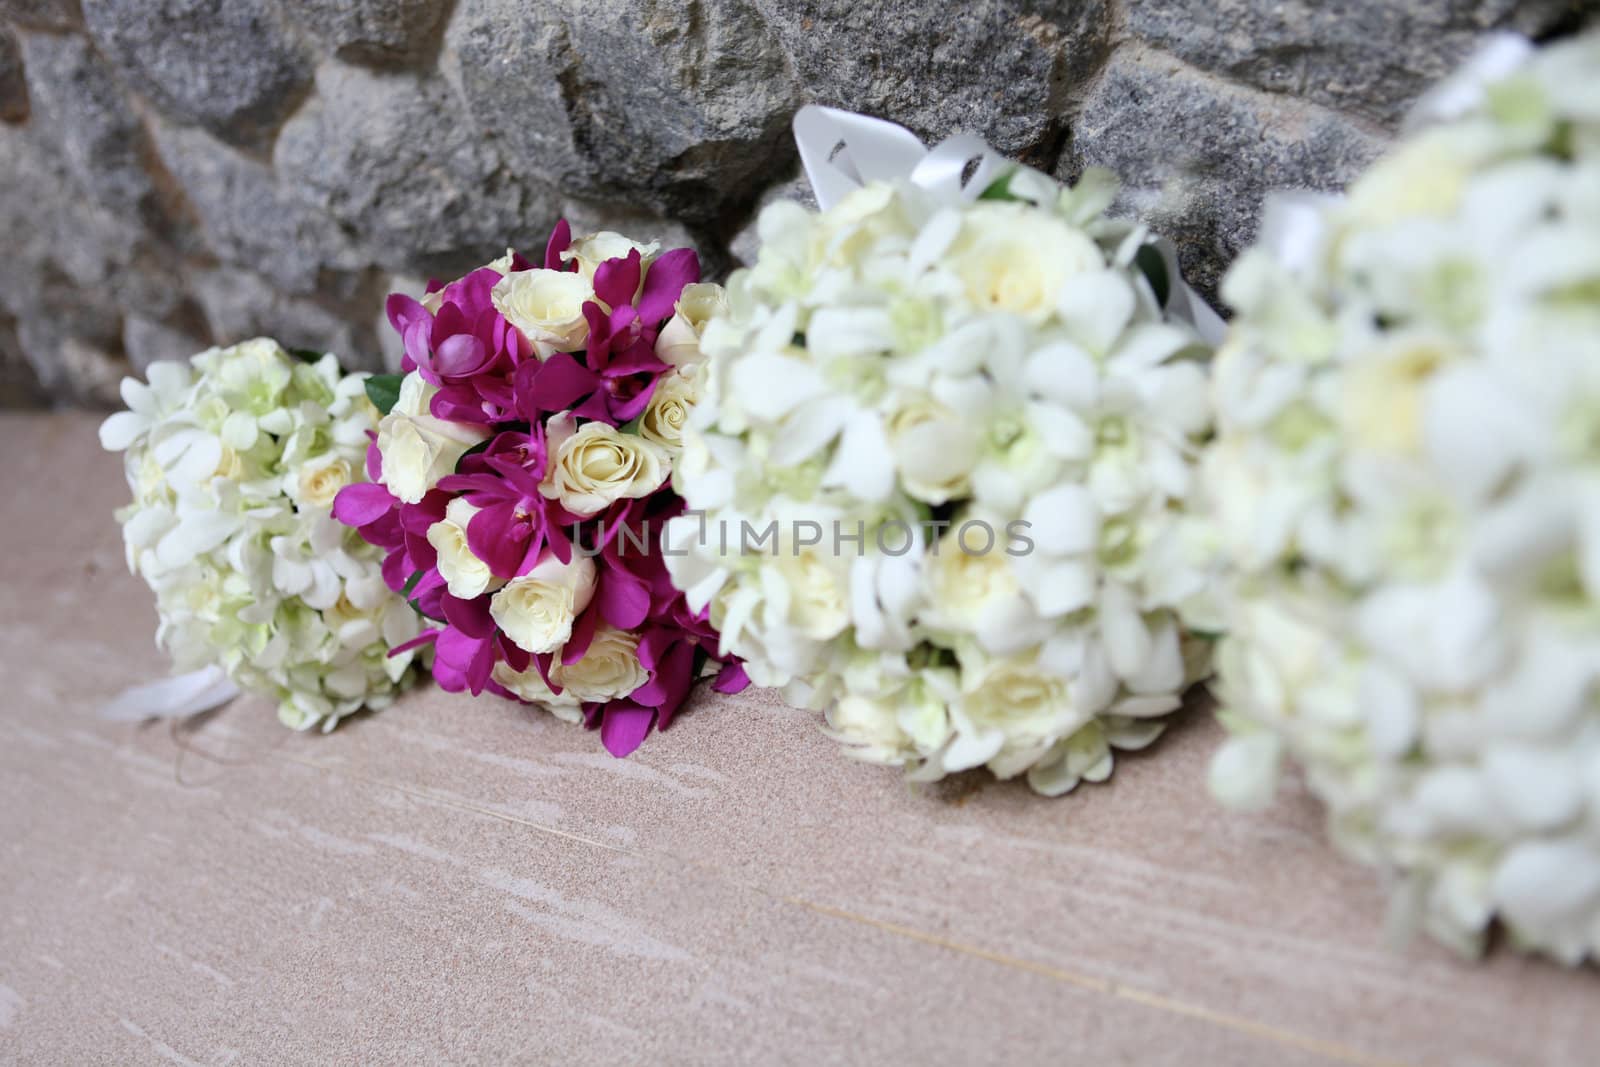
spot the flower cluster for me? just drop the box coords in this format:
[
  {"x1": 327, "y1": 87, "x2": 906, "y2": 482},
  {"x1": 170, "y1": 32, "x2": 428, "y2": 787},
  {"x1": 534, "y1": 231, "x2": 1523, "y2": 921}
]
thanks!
[
  {"x1": 100, "y1": 339, "x2": 423, "y2": 730},
  {"x1": 335, "y1": 224, "x2": 746, "y2": 756},
  {"x1": 1203, "y1": 33, "x2": 1600, "y2": 963},
  {"x1": 666, "y1": 168, "x2": 1216, "y2": 793}
]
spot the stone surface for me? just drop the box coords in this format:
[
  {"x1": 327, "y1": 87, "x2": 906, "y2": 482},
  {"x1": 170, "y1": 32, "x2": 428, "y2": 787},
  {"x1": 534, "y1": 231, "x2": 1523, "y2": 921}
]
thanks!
[
  {"x1": 151, "y1": 119, "x2": 367, "y2": 296},
  {"x1": 0, "y1": 0, "x2": 79, "y2": 30},
  {"x1": 450, "y1": 0, "x2": 799, "y2": 229},
  {"x1": 190, "y1": 266, "x2": 388, "y2": 372},
  {"x1": 4, "y1": 1, "x2": 1598, "y2": 407},
  {"x1": 121, "y1": 312, "x2": 211, "y2": 372},
  {"x1": 275, "y1": 61, "x2": 557, "y2": 279},
  {"x1": 82, "y1": 0, "x2": 311, "y2": 147},
  {"x1": 6, "y1": 410, "x2": 1600, "y2": 1063},
  {"x1": 17, "y1": 31, "x2": 154, "y2": 219},
  {"x1": 1068, "y1": 45, "x2": 1388, "y2": 300},
  {"x1": 0, "y1": 23, "x2": 25, "y2": 123},
  {"x1": 293, "y1": 0, "x2": 452, "y2": 66},
  {"x1": 756, "y1": 0, "x2": 1110, "y2": 163},
  {"x1": 1126, "y1": 0, "x2": 1600, "y2": 127}
]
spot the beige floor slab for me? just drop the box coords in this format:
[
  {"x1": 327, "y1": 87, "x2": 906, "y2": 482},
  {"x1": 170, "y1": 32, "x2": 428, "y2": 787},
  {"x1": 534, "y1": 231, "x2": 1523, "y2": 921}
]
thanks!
[{"x1": 1, "y1": 412, "x2": 1595, "y2": 1067}]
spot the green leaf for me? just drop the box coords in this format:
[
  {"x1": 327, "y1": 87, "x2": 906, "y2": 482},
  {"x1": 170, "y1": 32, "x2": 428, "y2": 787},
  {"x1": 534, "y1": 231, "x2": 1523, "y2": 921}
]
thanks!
[
  {"x1": 1134, "y1": 243, "x2": 1171, "y2": 308},
  {"x1": 400, "y1": 570, "x2": 424, "y2": 597},
  {"x1": 616, "y1": 415, "x2": 643, "y2": 436},
  {"x1": 364, "y1": 373, "x2": 405, "y2": 415},
  {"x1": 287, "y1": 347, "x2": 326, "y2": 364},
  {"x1": 977, "y1": 170, "x2": 1019, "y2": 201}
]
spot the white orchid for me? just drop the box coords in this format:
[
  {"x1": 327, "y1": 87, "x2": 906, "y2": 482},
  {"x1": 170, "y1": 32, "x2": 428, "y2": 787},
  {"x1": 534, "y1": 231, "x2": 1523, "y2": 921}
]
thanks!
[
  {"x1": 101, "y1": 339, "x2": 422, "y2": 732},
  {"x1": 668, "y1": 164, "x2": 1217, "y2": 793},
  {"x1": 1204, "y1": 33, "x2": 1600, "y2": 963}
]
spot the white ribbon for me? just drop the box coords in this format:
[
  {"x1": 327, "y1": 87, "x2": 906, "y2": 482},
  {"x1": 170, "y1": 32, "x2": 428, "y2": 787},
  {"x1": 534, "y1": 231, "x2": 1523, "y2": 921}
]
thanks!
[
  {"x1": 99, "y1": 665, "x2": 240, "y2": 723},
  {"x1": 792, "y1": 105, "x2": 1226, "y2": 345}
]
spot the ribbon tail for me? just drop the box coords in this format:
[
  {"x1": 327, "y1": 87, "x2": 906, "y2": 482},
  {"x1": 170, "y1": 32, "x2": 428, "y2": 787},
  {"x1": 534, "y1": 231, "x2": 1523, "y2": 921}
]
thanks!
[
  {"x1": 1147, "y1": 237, "x2": 1228, "y2": 348},
  {"x1": 793, "y1": 105, "x2": 928, "y2": 211},
  {"x1": 99, "y1": 665, "x2": 241, "y2": 722}
]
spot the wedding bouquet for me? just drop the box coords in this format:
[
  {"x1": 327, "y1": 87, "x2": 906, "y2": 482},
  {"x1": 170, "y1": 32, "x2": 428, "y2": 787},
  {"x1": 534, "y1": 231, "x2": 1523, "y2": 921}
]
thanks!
[
  {"x1": 99, "y1": 338, "x2": 423, "y2": 731},
  {"x1": 335, "y1": 224, "x2": 747, "y2": 757},
  {"x1": 1204, "y1": 33, "x2": 1600, "y2": 962},
  {"x1": 665, "y1": 160, "x2": 1217, "y2": 793}
]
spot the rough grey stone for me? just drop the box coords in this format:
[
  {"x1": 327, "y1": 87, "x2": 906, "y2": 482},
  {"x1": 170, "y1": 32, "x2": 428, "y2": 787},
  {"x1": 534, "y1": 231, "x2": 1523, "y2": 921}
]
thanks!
[
  {"x1": 275, "y1": 62, "x2": 557, "y2": 279},
  {"x1": 449, "y1": 0, "x2": 800, "y2": 227},
  {"x1": 17, "y1": 32, "x2": 155, "y2": 218},
  {"x1": 191, "y1": 266, "x2": 386, "y2": 372},
  {"x1": 0, "y1": 26, "x2": 26, "y2": 125},
  {"x1": 122, "y1": 313, "x2": 211, "y2": 372},
  {"x1": 0, "y1": 312, "x2": 48, "y2": 409},
  {"x1": 1124, "y1": 0, "x2": 1600, "y2": 128},
  {"x1": 290, "y1": 0, "x2": 452, "y2": 66},
  {"x1": 753, "y1": 0, "x2": 1111, "y2": 163},
  {"x1": 1067, "y1": 45, "x2": 1388, "y2": 301},
  {"x1": 0, "y1": 0, "x2": 81, "y2": 30},
  {"x1": 150, "y1": 119, "x2": 367, "y2": 295},
  {"x1": 81, "y1": 0, "x2": 312, "y2": 146}
]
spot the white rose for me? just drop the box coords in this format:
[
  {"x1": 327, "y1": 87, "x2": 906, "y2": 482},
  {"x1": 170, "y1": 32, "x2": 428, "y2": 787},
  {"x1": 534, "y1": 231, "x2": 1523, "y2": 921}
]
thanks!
[
  {"x1": 923, "y1": 523, "x2": 1022, "y2": 632},
  {"x1": 774, "y1": 549, "x2": 851, "y2": 642},
  {"x1": 826, "y1": 693, "x2": 910, "y2": 762},
  {"x1": 638, "y1": 370, "x2": 700, "y2": 451},
  {"x1": 489, "y1": 551, "x2": 598, "y2": 654},
  {"x1": 393, "y1": 371, "x2": 437, "y2": 417},
  {"x1": 491, "y1": 269, "x2": 594, "y2": 358},
  {"x1": 954, "y1": 203, "x2": 1103, "y2": 323},
  {"x1": 376, "y1": 410, "x2": 491, "y2": 505},
  {"x1": 491, "y1": 660, "x2": 584, "y2": 722},
  {"x1": 548, "y1": 624, "x2": 650, "y2": 702},
  {"x1": 295, "y1": 455, "x2": 354, "y2": 509},
  {"x1": 561, "y1": 231, "x2": 661, "y2": 283},
  {"x1": 958, "y1": 651, "x2": 1084, "y2": 762},
  {"x1": 427, "y1": 498, "x2": 503, "y2": 600},
  {"x1": 886, "y1": 395, "x2": 977, "y2": 503},
  {"x1": 654, "y1": 282, "x2": 728, "y2": 366},
  {"x1": 540, "y1": 416, "x2": 670, "y2": 517}
]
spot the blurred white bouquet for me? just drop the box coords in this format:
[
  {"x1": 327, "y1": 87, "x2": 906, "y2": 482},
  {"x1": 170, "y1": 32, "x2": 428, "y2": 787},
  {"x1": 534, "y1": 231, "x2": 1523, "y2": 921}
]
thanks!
[
  {"x1": 100, "y1": 338, "x2": 422, "y2": 731},
  {"x1": 667, "y1": 147, "x2": 1217, "y2": 794},
  {"x1": 1204, "y1": 34, "x2": 1600, "y2": 962}
]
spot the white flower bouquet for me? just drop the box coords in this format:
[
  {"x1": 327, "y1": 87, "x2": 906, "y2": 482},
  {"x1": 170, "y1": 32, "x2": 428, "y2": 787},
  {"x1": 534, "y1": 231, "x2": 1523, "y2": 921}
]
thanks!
[
  {"x1": 1204, "y1": 33, "x2": 1600, "y2": 962},
  {"x1": 667, "y1": 142, "x2": 1218, "y2": 794},
  {"x1": 99, "y1": 338, "x2": 423, "y2": 731}
]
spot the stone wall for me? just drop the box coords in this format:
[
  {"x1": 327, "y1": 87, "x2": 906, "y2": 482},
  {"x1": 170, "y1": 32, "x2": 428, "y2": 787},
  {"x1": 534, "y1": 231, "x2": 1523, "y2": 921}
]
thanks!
[{"x1": 1, "y1": 0, "x2": 1594, "y2": 407}]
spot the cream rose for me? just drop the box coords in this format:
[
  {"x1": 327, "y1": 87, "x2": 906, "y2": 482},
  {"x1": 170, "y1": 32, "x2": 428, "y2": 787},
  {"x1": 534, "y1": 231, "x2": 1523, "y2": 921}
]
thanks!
[
  {"x1": 925, "y1": 523, "x2": 1021, "y2": 631},
  {"x1": 548, "y1": 624, "x2": 650, "y2": 702},
  {"x1": 295, "y1": 455, "x2": 354, "y2": 509},
  {"x1": 540, "y1": 416, "x2": 670, "y2": 517},
  {"x1": 491, "y1": 268, "x2": 593, "y2": 358},
  {"x1": 654, "y1": 282, "x2": 728, "y2": 366},
  {"x1": 561, "y1": 231, "x2": 661, "y2": 283},
  {"x1": 955, "y1": 204, "x2": 1103, "y2": 323},
  {"x1": 491, "y1": 660, "x2": 584, "y2": 722},
  {"x1": 393, "y1": 370, "x2": 437, "y2": 417},
  {"x1": 959, "y1": 652, "x2": 1082, "y2": 751},
  {"x1": 427, "y1": 498, "x2": 502, "y2": 600},
  {"x1": 774, "y1": 549, "x2": 851, "y2": 641},
  {"x1": 376, "y1": 409, "x2": 491, "y2": 505},
  {"x1": 886, "y1": 396, "x2": 977, "y2": 503},
  {"x1": 638, "y1": 370, "x2": 700, "y2": 451},
  {"x1": 489, "y1": 551, "x2": 598, "y2": 654},
  {"x1": 826, "y1": 693, "x2": 910, "y2": 762}
]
